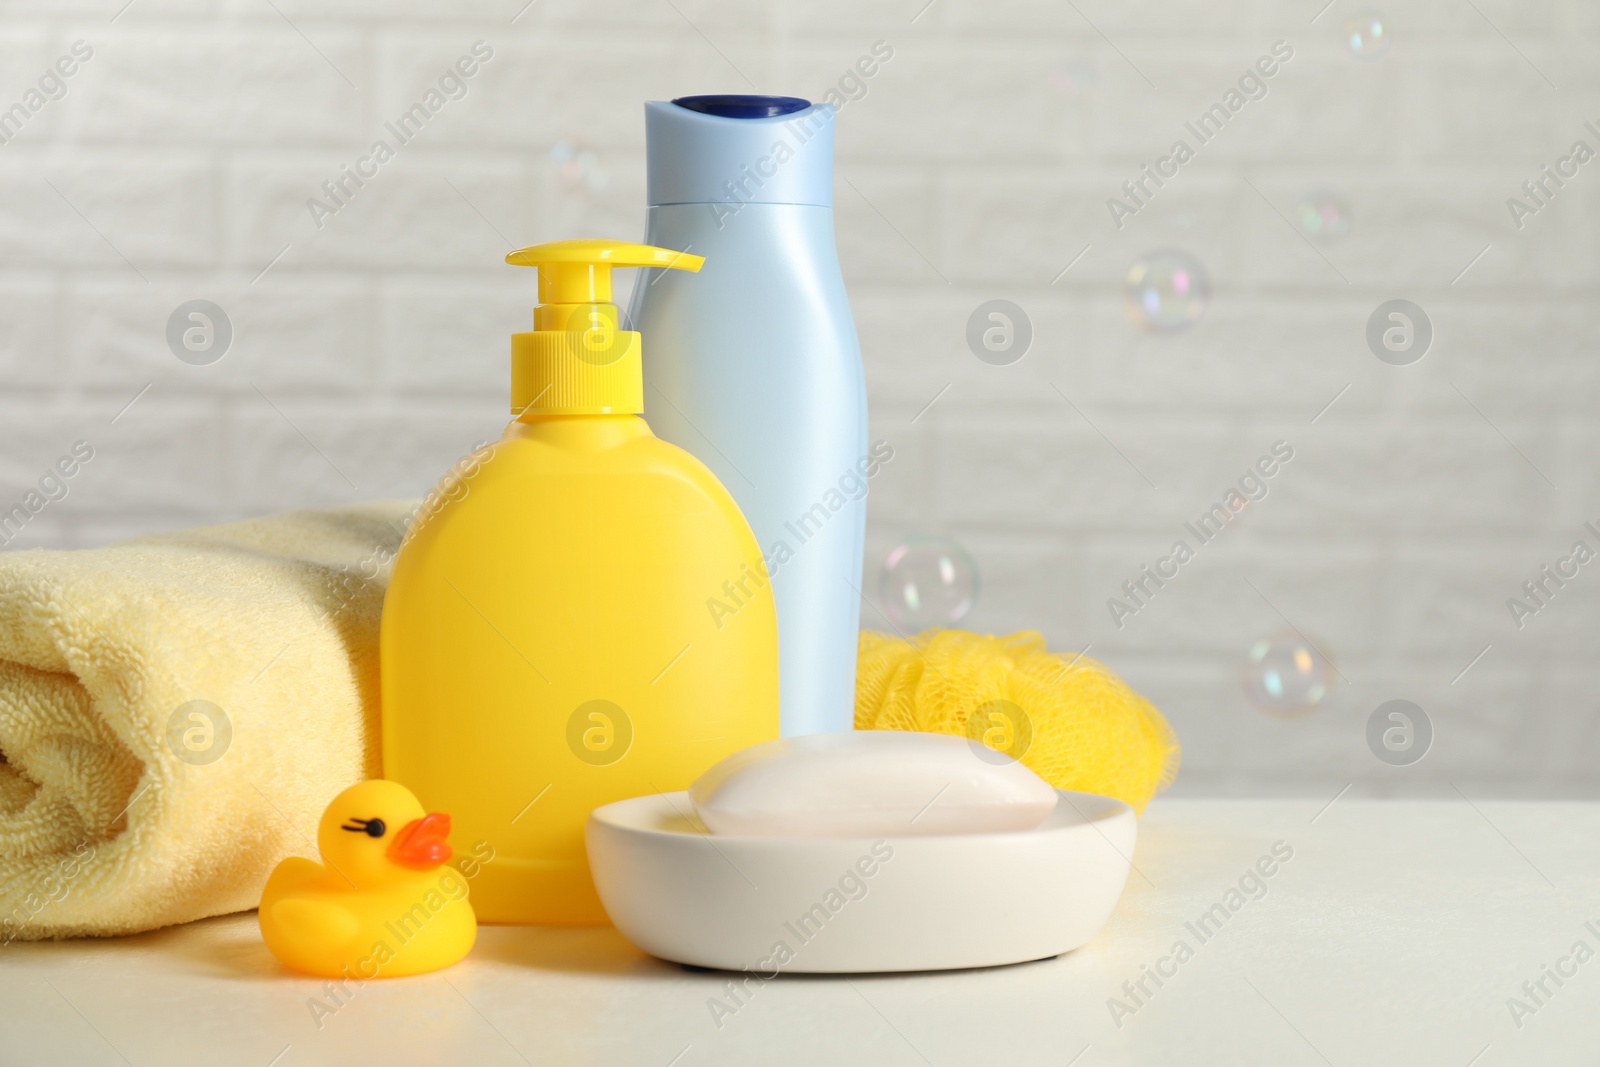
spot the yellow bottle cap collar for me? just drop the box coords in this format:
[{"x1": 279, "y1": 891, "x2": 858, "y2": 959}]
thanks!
[{"x1": 505, "y1": 240, "x2": 704, "y2": 416}]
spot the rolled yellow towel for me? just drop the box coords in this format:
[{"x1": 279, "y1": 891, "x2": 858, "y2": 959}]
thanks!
[
  {"x1": 0, "y1": 502, "x2": 414, "y2": 939},
  {"x1": 855, "y1": 629, "x2": 1179, "y2": 813}
]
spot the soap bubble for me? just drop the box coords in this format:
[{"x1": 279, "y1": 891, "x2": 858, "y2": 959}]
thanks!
[
  {"x1": 550, "y1": 140, "x2": 609, "y2": 192},
  {"x1": 1242, "y1": 634, "x2": 1334, "y2": 717},
  {"x1": 1047, "y1": 60, "x2": 1097, "y2": 100},
  {"x1": 1344, "y1": 11, "x2": 1391, "y2": 59},
  {"x1": 880, "y1": 538, "x2": 978, "y2": 631},
  {"x1": 1296, "y1": 193, "x2": 1351, "y2": 243},
  {"x1": 1124, "y1": 250, "x2": 1211, "y2": 332}
]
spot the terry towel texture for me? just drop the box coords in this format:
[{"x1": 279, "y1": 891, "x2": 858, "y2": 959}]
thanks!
[{"x1": 0, "y1": 502, "x2": 415, "y2": 940}]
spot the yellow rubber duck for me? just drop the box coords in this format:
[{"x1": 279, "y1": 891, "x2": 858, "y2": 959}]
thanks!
[{"x1": 259, "y1": 779, "x2": 477, "y2": 978}]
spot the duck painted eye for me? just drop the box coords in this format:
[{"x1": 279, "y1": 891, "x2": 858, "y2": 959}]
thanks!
[{"x1": 340, "y1": 817, "x2": 387, "y2": 837}]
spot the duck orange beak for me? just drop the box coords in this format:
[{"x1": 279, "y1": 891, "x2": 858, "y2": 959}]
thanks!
[{"x1": 387, "y1": 813, "x2": 453, "y2": 870}]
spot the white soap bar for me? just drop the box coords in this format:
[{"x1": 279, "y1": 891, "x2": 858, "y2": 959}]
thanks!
[{"x1": 688, "y1": 731, "x2": 1058, "y2": 837}]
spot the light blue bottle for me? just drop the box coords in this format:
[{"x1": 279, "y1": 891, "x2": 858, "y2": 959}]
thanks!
[{"x1": 628, "y1": 95, "x2": 867, "y2": 738}]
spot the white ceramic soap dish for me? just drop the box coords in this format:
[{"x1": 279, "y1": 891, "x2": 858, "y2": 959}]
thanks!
[{"x1": 586, "y1": 789, "x2": 1135, "y2": 973}]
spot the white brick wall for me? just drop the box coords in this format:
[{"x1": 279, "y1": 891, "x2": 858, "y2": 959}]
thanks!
[{"x1": 2, "y1": 0, "x2": 1596, "y2": 798}]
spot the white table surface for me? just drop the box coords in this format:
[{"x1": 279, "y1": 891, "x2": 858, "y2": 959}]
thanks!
[{"x1": 1, "y1": 798, "x2": 1595, "y2": 1066}]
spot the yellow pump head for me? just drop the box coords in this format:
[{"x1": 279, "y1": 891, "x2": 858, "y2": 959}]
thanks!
[{"x1": 504, "y1": 240, "x2": 703, "y2": 415}]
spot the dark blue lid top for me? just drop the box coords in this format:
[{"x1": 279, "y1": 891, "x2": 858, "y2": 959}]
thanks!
[{"x1": 671, "y1": 94, "x2": 812, "y2": 119}]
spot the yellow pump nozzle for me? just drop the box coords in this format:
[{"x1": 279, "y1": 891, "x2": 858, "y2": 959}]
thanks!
[{"x1": 504, "y1": 240, "x2": 704, "y2": 415}]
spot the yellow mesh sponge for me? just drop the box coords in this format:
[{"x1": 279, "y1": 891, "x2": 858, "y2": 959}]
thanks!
[{"x1": 854, "y1": 629, "x2": 1179, "y2": 814}]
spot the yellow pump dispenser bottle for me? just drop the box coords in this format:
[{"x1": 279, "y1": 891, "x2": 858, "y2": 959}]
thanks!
[{"x1": 380, "y1": 240, "x2": 779, "y2": 924}]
